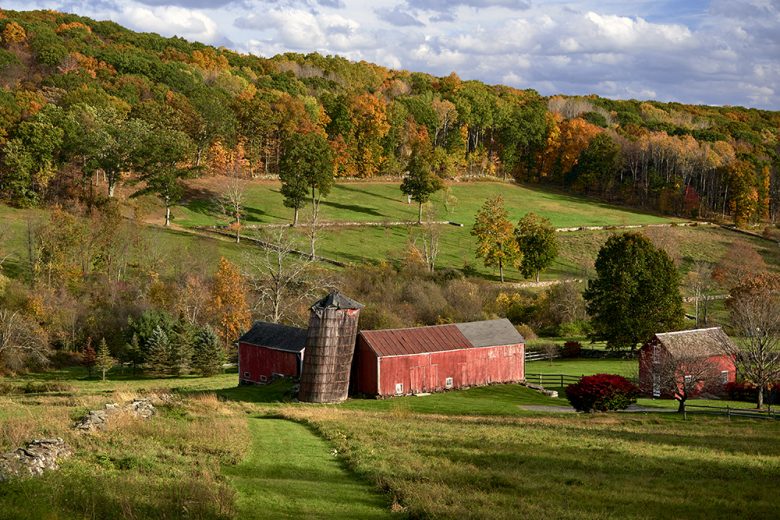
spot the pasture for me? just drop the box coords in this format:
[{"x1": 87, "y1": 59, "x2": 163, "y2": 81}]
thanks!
[{"x1": 1, "y1": 369, "x2": 779, "y2": 519}]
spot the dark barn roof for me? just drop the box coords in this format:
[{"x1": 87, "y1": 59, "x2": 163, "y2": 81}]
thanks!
[
  {"x1": 238, "y1": 322, "x2": 308, "y2": 353},
  {"x1": 360, "y1": 319, "x2": 524, "y2": 357},
  {"x1": 652, "y1": 327, "x2": 736, "y2": 358},
  {"x1": 312, "y1": 291, "x2": 364, "y2": 310}
]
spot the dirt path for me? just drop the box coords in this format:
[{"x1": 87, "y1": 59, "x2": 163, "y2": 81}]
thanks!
[{"x1": 223, "y1": 418, "x2": 391, "y2": 519}]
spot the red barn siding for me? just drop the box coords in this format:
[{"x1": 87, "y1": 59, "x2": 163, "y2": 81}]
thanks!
[
  {"x1": 352, "y1": 337, "x2": 379, "y2": 395},
  {"x1": 239, "y1": 342, "x2": 301, "y2": 384},
  {"x1": 639, "y1": 341, "x2": 736, "y2": 397},
  {"x1": 366, "y1": 343, "x2": 524, "y2": 396}
]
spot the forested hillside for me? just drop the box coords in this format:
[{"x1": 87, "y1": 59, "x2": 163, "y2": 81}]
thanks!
[{"x1": 1, "y1": 9, "x2": 779, "y2": 224}]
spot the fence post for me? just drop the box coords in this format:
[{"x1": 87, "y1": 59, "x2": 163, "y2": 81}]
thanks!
[
  {"x1": 727, "y1": 406, "x2": 730, "y2": 420},
  {"x1": 560, "y1": 375, "x2": 564, "y2": 388}
]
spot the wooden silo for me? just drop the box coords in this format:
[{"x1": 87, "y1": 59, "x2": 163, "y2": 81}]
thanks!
[{"x1": 298, "y1": 292, "x2": 364, "y2": 403}]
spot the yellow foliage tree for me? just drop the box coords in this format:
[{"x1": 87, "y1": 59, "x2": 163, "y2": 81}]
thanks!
[
  {"x1": 211, "y1": 257, "x2": 251, "y2": 351},
  {"x1": 2, "y1": 22, "x2": 26, "y2": 45}
]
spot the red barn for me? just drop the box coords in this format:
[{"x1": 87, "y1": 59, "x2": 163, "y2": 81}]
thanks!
[
  {"x1": 238, "y1": 322, "x2": 307, "y2": 384},
  {"x1": 639, "y1": 327, "x2": 737, "y2": 398},
  {"x1": 351, "y1": 318, "x2": 525, "y2": 397}
]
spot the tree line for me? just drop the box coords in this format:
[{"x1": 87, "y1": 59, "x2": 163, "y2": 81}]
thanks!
[{"x1": 0, "y1": 10, "x2": 778, "y2": 227}]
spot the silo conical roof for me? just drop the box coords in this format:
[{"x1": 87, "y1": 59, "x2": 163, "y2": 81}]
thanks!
[{"x1": 311, "y1": 291, "x2": 364, "y2": 310}]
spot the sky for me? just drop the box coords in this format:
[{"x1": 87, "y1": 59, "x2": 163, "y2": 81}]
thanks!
[{"x1": 5, "y1": 0, "x2": 780, "y2": 109}]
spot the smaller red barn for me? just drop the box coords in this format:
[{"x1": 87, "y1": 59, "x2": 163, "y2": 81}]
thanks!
[
  {"x1": 639, "y1": 327, "x2": 736, "y2": 398},
  {"x1": 238, "y1": 322, "x2": 307, "y2": 384},
  {"x1": 352, "y1": 318, "x2": 525, "y2": 397}
]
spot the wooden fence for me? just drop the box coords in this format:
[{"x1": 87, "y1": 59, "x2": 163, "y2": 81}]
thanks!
[
  {"x1": 524, "y1": 373, "x2": 583, "y2": 388},
  {"x1": 683, "y1": 403, "x2": 779, "y2": 421},
  {"x1": 524, "y1": 351, "x2": 561, "y2": 362}
]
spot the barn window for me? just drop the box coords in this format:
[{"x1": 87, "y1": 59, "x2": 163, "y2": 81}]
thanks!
[
  {"x1": 445, "y1": 377, "x2": 453, "y2": 389},
  {"x1": 244, "y1": 372, "x2": 250, "y2": 378},
  {"x1": 652, "y1": 344, "x2": 659, "y2": 364},
  {"x1": 684, "y1": 375, "x2": 693, "y2": 384},
  {"x1": 720, "y1": 371, "x2": 729, "y2": 385},
  {"x1": 395, "y1": 383, "x2": 403, "y2": 395},
  {"x1": 259, "y1": 375, "x2": 267, "y2": 382}
]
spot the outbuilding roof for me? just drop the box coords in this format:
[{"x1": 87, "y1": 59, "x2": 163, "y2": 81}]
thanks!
[
  {"x1": 652, "y1": 327, "x2": 736, "y2": 358},
  {"x1": 238, "y1": 321, "x2": 308, "y2": 353},
  {"x1": 359, "y1": 318, "x2": 524, "y2": 357}
]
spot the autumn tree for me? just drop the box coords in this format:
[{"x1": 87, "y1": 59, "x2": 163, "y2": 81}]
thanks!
[
  {"x1": 584, "y1": 233, "x2": 683, "y2": 350},
  {"x1": 0, "y1": 309, "x2": 49, "y2": 372},
  {"x1": 211, "y1": 257, "x2": 251, "y2": 352},
  {"x1": 219, "y1": 175, "x2": 246, "y2": 243},
  {"x1": 95, "y1": 337, "x2": 114, "y2": 381},
  {"x1": 725, "y1": 273, "x2": 780, "y2": 408},
  {"x1": 471, "y1": 195, "x2": 521, "y2": 282},
  {"x1": 401, "y1": 142, "x2": 443, "y2": 224},
  {"x1": 82, "y1": 338, "x2": 96, "y2": 377},
  {"x1": 712, "y1": 240, "x2": 767, "y2": 289},
  {"x1": 514, "y1": 212, "x2": 558, "y2": 282},
  {"x1": 652, "y1": 351, "x2": 722, "y2": 414}
]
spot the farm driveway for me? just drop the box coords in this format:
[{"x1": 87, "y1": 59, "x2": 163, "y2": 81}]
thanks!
[{"x1": 224, "y1": 418, "x2": 392, "y2": 519}]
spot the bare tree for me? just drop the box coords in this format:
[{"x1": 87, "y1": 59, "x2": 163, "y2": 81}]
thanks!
[
  {"x1": 0, "y1": 310, "x2": 49, "y2": 372},
  {"x1": 725, "y1": 273, "x2": 780, "y2": 408},
  {"x1": 653, "y1": 352, "x2": 722, "y2": 414},
  {"x1": 685, "y1": 260, "x2": 716, "y2": 327},
  {"x1": 219, "y1": 175, "x2": 246, "y2": 243},
  {"x1": 409, "y1": 203, "x2": 440, "y2": 272},
  {"x1": 304, "y1": 200, "x2": 322, "y2": 261},
  {"x1": 244, "y1": 228, "x2": 322, "y2": 324}
]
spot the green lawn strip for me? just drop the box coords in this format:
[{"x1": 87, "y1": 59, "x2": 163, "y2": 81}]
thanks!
[
  {"x1": 175, "y1": 181, "x2": 681, "y2": 229},
  {"x1": 526, "y1": 358, "x2": 638, "y2": 378},
  {"x1": 224, "y1": 417, "x2": 393, "y2": 519},
  {"x1": 287, "y1": 409, "x2": 780, "y2": 519}
]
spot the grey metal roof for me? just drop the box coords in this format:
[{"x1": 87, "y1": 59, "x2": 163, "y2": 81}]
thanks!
[
  {"x1": 654, "y1": 327, "x2": 735, "y2": 358},
  {"x1": 238, "y1": 321, "x2": 307, "y2": 353},
  {"x1": 312, "y1": 291, "x2": 364, "y2": 310},
  {"x1": 455, "y1": 319, "x2": 525, "y2": 348}
]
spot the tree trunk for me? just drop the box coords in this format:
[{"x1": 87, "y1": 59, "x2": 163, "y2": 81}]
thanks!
[
  {"x1": 757, "y1": 386, "x2": 764, "y2": 409},
  {"x1": 499, "y1": 260, "x2": 504, "y2": 283},
  {"x1": 677, "y1": 399, "x2": 686, "y2": 414},
  {"x1": 293, "y1": 207, "x2": 299, "y2": 227},
  {"x1": 418, "y1": 202, "x2": 422, "y2": 224},
  {"x1": 536, "y1": 270, "x2": 540, "y2": 283},
  {"x1": 165, "y1": 204, "x2": 171, "y2": 227},
  {"x1": 108, "y1": 180, "x2": 116, "y2": 198}
]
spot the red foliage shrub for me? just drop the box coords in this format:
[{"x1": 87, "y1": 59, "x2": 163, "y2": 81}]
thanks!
[
  {"x1": 565, "y1": 374, "x2": 640, "y2": 412},
  {"x1": 562, "y1": 341, "x2": 582, "y2": 358},
  {"x1": 726, "y1": 381, "x2": 780, "y2": 404}
]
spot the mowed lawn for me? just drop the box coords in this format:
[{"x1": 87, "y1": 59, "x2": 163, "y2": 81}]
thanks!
[
  {"x1": 283, "y1": 407, "x2": 780, "y2": 520},
  {"x1": 224, "y1": 418, "x2": 392, "y2": 519},
  {"x1": 173, "y1": 180, "x2": 680, "y2": 228}
]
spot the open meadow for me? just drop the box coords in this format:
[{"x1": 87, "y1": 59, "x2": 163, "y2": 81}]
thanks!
[{"x1": 1, "y1": 369, "x2": 778, "y2": 519}]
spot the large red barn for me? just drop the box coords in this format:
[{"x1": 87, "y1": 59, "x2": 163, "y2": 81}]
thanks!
[
  {"x1": 639, "y1": 327, "x2": 736, "y2": 398},
  {"x1": 238, "y1": 322, "x2": 307, "y2": 384},
  {"x1": 351, "y1": 318, "x2": 525, "y2": 396}
]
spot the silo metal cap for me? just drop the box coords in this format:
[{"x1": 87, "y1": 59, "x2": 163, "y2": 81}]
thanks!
[{"x1": 312, "y1": 291, "x2": 364, "y2": 310}]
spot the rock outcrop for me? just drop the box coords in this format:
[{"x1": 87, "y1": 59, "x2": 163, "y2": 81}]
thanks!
[{"x1": 74, "y1": 399, "x2": 156, "y2": 432}]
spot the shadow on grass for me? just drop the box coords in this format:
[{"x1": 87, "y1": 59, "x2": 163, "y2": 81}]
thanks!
[
  {"x1": 320, "y1": 200, "x2": 385, "y2": 217},
  {"x1": 335, "y1": 184, "x2": 402, "y2": 204}
]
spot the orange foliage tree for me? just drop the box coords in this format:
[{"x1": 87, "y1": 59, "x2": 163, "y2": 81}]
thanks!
[{"x1": 210, "y1": 257, "x2": 251, "y2": 351}]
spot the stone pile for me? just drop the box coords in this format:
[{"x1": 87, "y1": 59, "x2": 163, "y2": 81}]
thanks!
[
  {"x1": 0, "y1": 438, "x2": 72, "y2": 482},
  {"x1": 74, "y1": 398, "x2": 156, "y2": 432}
]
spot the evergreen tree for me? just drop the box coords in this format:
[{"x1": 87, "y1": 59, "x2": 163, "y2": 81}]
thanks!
[
  {"x1": 95, "y1": 337, "x2": 115, "y2": 381},
  {"x1": 514, "y1": 212, "x2": 559, "y2": 282},
  {"x1": 146, "y1": 326, "x2": 172, "y2": 375},
  {"x1": 170, "y1": 318, "x2": 194, "y2": 376},
  {"x1": 192, "y1": 325, "x2": 226, "y2": 377},
  {"x1": 82, "y1": 338, "x2": 96, "y2": 377},
  {"x1": 584, "y1": 232, "x2": 683, "y2": 350}
]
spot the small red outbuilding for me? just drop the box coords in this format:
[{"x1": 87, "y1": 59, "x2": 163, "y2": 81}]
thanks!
[
  {"x1": 351, "y1": 318, "x2": 525, "y2": 397},
  {"x1": 238, "y1": 322, "x2": 307, "y2": 384},
  {"x1": 639, "y1": 327, "x2": 736, "y2": 398}
]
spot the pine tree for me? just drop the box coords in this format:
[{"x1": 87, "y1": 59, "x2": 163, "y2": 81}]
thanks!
[
  {"x1": 514, "y1": 212, "x2": 559, "y2": 282},
  {"x1": 95, "y1": 338, "x2": 115, "y2": 381},
  {"x1": 82, "y1": 337, "x2": 96, "y2": 377},
  {"x1": 146, "y1": 326, "x2": 172, "y2": 375},
  {"x1": 192, "y1": 325, "x2": 226, "y2": 377},
  {"x1": 170, "y1": 318, "x2": 194, "y2": 376}
]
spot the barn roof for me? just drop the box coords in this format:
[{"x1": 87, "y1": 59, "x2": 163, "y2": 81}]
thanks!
[
  {"x1": 652, "y1": 327, "x2": 736, "y2": 358},
  {"x1": 238, "y1": 322, "x2": 307, "y2": 353},
  {"x1": 359, "y1": 319, "x2": 524, "y2": 357}
]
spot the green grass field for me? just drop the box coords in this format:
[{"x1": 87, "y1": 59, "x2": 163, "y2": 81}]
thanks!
[
  {"x1": 174, "y1": 180, "x2": 681, "y2": 229},
  {"x1": 2, "y1": 370, "x2": 779, "y2": 519}
]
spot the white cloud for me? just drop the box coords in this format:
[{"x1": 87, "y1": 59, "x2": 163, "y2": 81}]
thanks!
[{"x1": 118, "y1": 5, "x2": 220, "y2": 43}]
